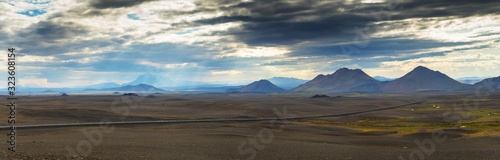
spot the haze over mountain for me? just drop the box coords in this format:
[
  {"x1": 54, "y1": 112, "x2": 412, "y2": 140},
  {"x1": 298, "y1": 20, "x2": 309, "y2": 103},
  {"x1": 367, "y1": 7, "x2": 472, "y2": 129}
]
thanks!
[
  {"x1": 373, "y1": 76, "x2": 396, "y2": 82},
  {"x1": 456, "y1": 77, "x2": 492, "y2": 85},
  {"x1": 76, "y1": 82, "x2": 121, "y2": 89},
  {"x1": 381, "y1": 66, "x2": 470, "y2": 92},
  {"x1": 237, "y1": 80, "x2": 286, "y2": 93},
  {"x1": 267, "y1": 77, "x2": 309, "y2": 90},
  {"x1": 101, "y1": 84, "x2": 164, "y2": 92},
  {"x1": 124, "y1": 74, "x2": 172, "y2": 87},
  {"x1": 293, "y1": 68, "x2": 381, "y2": 92}
]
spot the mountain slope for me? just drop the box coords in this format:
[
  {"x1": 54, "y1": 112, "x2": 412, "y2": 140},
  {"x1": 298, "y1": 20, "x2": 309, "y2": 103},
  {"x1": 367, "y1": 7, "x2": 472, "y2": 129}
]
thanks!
[
  {"x1": 237, "y1": 80, "x2": 286, "y2": 93},
  {"x1": 473, "y1": 76, "x2": 500, "y2": 89},
  {"x1": 459, "y1": 77, "x2": 492, "y2": 85},
  {"x1": 381, "y1": 66, "x2": 470, "y2": 92},
  {"x1": 292, "y1": 68, "x2": 381, "y2": 92}
]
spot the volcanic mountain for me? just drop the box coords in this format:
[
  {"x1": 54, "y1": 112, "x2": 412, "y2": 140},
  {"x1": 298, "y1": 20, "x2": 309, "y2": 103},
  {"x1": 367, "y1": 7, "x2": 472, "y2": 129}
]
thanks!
[
  {"x1": 124, "y1": 74, "x2": 171, "y2": 87},
  {"x1": 292, "y1": 68, "x2": 381, "y2": 92},
  {"x1": 473, "y1": 76, "x2": 500, "y2": 89},
  {"x1": 102, "y1": 84, "x2": 164, "y2": 92},
  {"x1": 381, "y1": 66, "x2": 470, "y2": 92},
  {"x1": 237, "y1": 80, "x2": 286, "y2": 93}
]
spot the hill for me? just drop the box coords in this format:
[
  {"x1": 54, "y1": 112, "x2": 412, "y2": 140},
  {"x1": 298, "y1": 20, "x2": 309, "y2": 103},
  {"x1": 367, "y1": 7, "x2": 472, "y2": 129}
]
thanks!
[
  {"x1": 237, "y1": 80, "x2": 286, "y2": 93},
  {"x1": 381, "y1": 66, "x2": 470, "y2": 92},
  {"x1": 292, "y1": 68, "x2": 381, "y2": 92}
]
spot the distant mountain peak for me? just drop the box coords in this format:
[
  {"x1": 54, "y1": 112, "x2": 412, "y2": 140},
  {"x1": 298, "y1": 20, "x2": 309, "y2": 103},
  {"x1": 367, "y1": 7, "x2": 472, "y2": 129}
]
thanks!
[
  {"x1": 411, "y1": 66, "x2": 437, "y2": 73},
  {"x1": 102, "y1": 83, "x2": 163, "y2": 92},
  {"x1": 414, "y1": 65, "x2": 428, "y2": 70},
  {"x1": 124, "y1": 74, "x2": 171, "y2": 87},
  {"x1": 381, "y1": 66, "x2": 470, "y2": 92},
  {"x1": 237, "y1": 79, "x2": 286, "y2": 93},
  {"x1": 293, "y1": 68, "x2": 381, "y2": 92}
]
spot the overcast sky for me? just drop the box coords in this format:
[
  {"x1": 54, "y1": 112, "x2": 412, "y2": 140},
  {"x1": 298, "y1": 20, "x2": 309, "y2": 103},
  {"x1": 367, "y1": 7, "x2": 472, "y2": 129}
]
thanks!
[{"x1": 1, "y1": 0, "x2": 499, "y2": 87}]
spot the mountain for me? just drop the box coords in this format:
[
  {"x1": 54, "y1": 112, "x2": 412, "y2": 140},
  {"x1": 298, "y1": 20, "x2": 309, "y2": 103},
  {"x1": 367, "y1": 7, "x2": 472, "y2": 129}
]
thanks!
[
  {"x1": 102, "y1": 84, "x2": 164, "y2": 92},
  {"x1": 381, "y1": 66, "x2": 470, "y2": 92},
  {"x1": 124, "y1": 74, "x2": 172, "y2": 87},
  {"x1": 292, "y1": 68, "x2": 381, "y2": 92},
  {"x1": 267, "y1": 77, "x2": 309, "y2": 90},
  {"x1": 237, "y1": 80, "x2": 286, "y2": 93},
  {"x1": 373, "y1": 76, "x2": 396, "y2": 82},
  {"x1": 473, "y1": 76, "x2": 500, "y2": 89}
]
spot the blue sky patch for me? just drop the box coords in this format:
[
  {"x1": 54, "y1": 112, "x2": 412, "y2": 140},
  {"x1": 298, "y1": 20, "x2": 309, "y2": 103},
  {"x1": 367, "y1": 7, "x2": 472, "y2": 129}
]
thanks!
[
  {"x1": 127, "y1": 14, "x2": 141, "y2": 20},
  {"x1": 175, "y1": 28, "x2": 200, "y2": 35},
  {"x1": 18, "y1": 9, "x2": 47, "y2": 17}
]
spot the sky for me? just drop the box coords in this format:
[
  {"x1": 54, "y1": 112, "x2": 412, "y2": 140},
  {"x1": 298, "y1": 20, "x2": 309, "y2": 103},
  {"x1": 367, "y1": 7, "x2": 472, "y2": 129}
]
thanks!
[{"x1": 1, "y1": 0, "x2": 499, "y2": 87}]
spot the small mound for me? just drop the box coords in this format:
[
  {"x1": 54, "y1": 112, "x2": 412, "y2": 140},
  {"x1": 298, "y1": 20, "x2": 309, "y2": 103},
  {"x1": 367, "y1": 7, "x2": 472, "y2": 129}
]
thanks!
[
  {"x1": 147, "y1": 94, "x2": 156, "y2": 98},
  {"x1": 113, "y1": 92, "x2": 120, "y2": 94},
  {"x1": 122, "y1": 93, "x2": 139, "y2": 96},
  {"x1": 310, "y1": 94, "x2": 329, "y2": 98},
  {"x1": 61, "y1": 93, "x2": 69, "y2": 96}
]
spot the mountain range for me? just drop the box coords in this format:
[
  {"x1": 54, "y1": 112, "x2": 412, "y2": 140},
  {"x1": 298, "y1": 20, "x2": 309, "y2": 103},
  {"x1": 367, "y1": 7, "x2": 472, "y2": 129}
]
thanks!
[
  {"x1": 287, "y1": 66, "x2": 486, "y2": 93},
  {"x1": 11, "y1": 66, "x2": 498, "y2": 94}
]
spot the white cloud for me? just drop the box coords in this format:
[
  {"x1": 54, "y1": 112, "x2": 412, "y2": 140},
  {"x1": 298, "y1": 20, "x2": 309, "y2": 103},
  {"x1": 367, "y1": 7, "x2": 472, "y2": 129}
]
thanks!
[
  {"x1": 210, "y1": 70, "x2": 242, "y2": 76},
  {"x1": 365, "y1": 47, "x2": 500, "y2": 78},
  {"x1": 220, "y1": 46, "x2": 291, "y2": 58},
  {"x1": 373, "y1": 15, "x2": 500, "y2": 43},
  {"x1": 137, "y1": 61, "x2": 200, "y2": 69}
]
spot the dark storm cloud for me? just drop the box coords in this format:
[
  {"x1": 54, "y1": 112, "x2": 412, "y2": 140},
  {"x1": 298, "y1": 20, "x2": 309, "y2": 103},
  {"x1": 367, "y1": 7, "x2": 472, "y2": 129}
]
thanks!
[
  {"x1": 14, "y1": 21, "x2": 102, "y2": 56},
  {"x1": 23, "y1": 21, "x2": 87, "y2": 41},
  {"x1": 396, "y1": 0, "x2": 500, "y2": 18},
  {"x1": 194, "y1": 0, "x2": 371, "y2": 46},
  {"x1": 288, "y1": 38, "x2": 474, "y2": 57},
  {"x1": 89, "y1": 0, "x2": 155, "y2": 9},
  {"x1": 192, "y1": 0, "x2": 500, "y2": 58}
]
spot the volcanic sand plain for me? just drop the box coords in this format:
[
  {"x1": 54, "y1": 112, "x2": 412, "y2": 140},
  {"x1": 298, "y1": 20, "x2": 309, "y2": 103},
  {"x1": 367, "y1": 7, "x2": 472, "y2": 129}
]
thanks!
[{"x1": 1, "y1": 91, "x2": 499, "y2": 159}]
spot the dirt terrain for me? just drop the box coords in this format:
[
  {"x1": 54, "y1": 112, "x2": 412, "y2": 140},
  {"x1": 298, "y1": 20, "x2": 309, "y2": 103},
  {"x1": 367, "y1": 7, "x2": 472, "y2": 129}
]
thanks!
[{"x1": 0, "y1": 91, "x2": 499, "y2": 159}]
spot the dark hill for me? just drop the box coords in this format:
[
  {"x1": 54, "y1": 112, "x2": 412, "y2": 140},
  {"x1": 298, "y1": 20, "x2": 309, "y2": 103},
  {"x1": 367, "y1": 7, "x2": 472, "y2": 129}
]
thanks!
[
  {"x1": 237, "y1": 80, "x2": 286, "y2": 93},
  {"x1": 381, "y1": 66, "x2": 470, "y2": 92},
  {"x1": 292, "y1": 68, "x2": 381, "y2": 92}
]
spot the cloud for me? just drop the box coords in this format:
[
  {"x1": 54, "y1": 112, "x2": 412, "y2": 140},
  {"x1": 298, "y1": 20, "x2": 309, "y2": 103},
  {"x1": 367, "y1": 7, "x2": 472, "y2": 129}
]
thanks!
[
  {"x1": 0, "y1": 0, "x2": 499, "y2": 87},
  {"x1": 190, "y1": 0, "x2": 500, "y2": 58},
  {"x1": 89, "y1": 0, "x2": 156, "y2": 9},
  {"x1": 210, "y1": 70, "x2": 242, "y2": 76}
]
